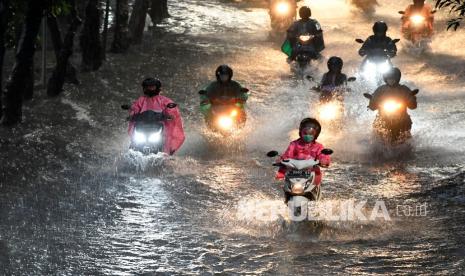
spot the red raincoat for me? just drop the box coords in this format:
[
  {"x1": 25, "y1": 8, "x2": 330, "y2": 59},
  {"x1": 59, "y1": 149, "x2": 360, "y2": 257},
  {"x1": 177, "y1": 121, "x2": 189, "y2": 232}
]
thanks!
[
  {"x1": 276, "y1": 138, "x2": 331, "y2": 185},
  {"x1": 128, "y1": 94, "x2": 185, "y2": 155}
]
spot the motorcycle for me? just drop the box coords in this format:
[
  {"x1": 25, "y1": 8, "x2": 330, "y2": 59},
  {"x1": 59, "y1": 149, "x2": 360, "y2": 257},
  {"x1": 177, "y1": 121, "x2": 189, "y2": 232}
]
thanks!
[
  {"x1": 121, "y1": 103, "x2": 177, "y2": 154},
  {"x1": 293, "y1": 33, "x2": 321, "y2": 70},
  {"x1": 399, "y1": 10, "x2": 436, "y2": 50},
  {"x1": 363, "y1": 89, "x2": 419, "y2": 144},
  {"x1": 355, "y1": 38, "x2": 400, "y2": 86},
  {"x1": 269, "y1": 0, "x2": 299, "y2": 33},
  {"x1": 267, "y1": 149, "x2": 334, "y2": 217},
  {"x1": 199, "y1": 88, "x2": 249, "y2": 135},
  {"x1": 313, "y1": 77, "x2": 356, "y2": 126}
]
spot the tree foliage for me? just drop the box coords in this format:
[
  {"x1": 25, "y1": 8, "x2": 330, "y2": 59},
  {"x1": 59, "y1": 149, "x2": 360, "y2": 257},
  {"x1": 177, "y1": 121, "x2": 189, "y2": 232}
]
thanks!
[
  {"x1": 5, "y1": 0, "x2": 73, "y2": 48},
  {"x1": 436, "y1": 0, "x2": 465, "y2": 30}
]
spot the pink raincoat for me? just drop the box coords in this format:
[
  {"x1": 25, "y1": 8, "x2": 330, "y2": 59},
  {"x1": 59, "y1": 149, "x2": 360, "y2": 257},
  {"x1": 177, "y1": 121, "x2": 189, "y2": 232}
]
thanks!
[
  {"x1": 276, "y1": 138, "x2": 331, "y2": 185},
  {"x1": 128, "y1": 95, "x2": 185, "y2": 155}
]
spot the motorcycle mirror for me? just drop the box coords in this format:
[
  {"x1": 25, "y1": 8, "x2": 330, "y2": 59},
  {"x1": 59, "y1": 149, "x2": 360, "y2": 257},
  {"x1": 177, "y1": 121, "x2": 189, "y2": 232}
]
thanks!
[
  {"x1": 312, "y1": 86, "x2": 321, "y2": 92},
  {"x1": 241, "y1": 88, "x2": 250, "y2": 93},
  {"x1": 167, "y1": 103, "x2": 177, "y2": 109},
  {"x1": 266, "y1": 151, "x2": 279, "y2": 158},
  {"x1": 347, "y1": 77, "x2": 357, "y2": 82},
  {"x1": 121, "y1": 104, "x2": 130, "y2": 110},
  {"x1": 363, "y1": 93, "x2": 372, "y2": 99},
  {"x1": 393, "y1": 38, "x2": 401, "y2": 43},
  {"x1": 355, "y1": 38, "x2": 364, "y2": 44},
  {"x1": 412, "y1": 89, "x2": 419, "y2": 95},
  {"x1": 398, "y1": 11, "x2": 405, "y2": 15},
  {"x1": 321, "y1": 149, "x2": 334, "y2": 155},
  {"x1": 198, "y1": 90, "x2": 207, "y2": 95}
]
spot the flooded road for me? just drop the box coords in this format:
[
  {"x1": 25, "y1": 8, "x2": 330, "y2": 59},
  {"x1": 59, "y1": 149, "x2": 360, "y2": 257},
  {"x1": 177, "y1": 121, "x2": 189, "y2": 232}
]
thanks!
[{"x1": 1, "y1": 0, "x2": 465, "y2": 274}]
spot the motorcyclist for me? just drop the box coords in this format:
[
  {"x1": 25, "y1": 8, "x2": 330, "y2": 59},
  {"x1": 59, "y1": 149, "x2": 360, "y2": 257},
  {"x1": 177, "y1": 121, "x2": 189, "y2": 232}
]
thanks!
[
  {"x1": 276, "y1": 118, "x2": 331, "y2": 201},
  {"x1": 200, "y1": 65, "x2": 249, "y2": 120},
  {"x1": 359, "y1": 21, "x2": 397, "y2": 58},
  {"x1": 368, "y1": 68, "x2": 417, "y2": 137},
  {"x1": 401, "y1": 0, "x2": 434, "y2": 39},
  {"x1": 286, "y1": 6, "x2": 325, "y2": 62},
  {"x1": 318, "y1": 56, "x2": 348, "y2": 101},
  {"x1": 128, "y1": 78, "x2": 185, "y2": 155}
]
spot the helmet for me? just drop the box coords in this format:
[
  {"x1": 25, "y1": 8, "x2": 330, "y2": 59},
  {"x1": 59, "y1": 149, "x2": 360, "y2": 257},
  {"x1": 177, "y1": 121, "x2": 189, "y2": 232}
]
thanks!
[
  {"x1": 327, "y1": 56, "x2": 343, "y2": 72},
  {"x1": 372, "y1": 21, "x2": 388, "y2": 35},
  {"x1": 383, "y1": 67, "x2": 401, "y2": 85},
  {"x1": 141, "y1": 77, "x2": 161, "y2": 91},
  {"x1": 215, "y1": 65, "x2": 233, "y2": 82},
  {"x1": 299, "y1": 6, "x2": 311, "y2": 20},
  {"x1": 299, "y1": 118, "x2": 322, "y2": 139}
]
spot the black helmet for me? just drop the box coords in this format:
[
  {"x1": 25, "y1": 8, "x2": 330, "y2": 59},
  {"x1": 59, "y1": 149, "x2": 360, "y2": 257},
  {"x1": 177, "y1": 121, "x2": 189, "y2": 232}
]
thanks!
[
  {"x1": 215, "y1": 65, "x2": 233, "y2": 82},
  {"x1": 299, "y1": 118, "x2": 322, "y2": 139},
  {"x1": 373, "y1": 21, "x2": 388, "y2": 35},
  {"x1": 141, "y1": 77, "x2": 161, "y2": 91},
  {"x1": 327, "y1": 56, "x2": 343, "y2": 72},
  {"x1": 383, "y1": 67, "x2": 401, "y2": 85},
  {"x1": 299, "y1": 6, "x2": 311, "y2": 20}
]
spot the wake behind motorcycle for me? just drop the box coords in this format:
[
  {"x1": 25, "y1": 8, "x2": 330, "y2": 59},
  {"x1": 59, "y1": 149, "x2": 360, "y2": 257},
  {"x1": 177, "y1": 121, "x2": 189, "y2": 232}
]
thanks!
[
  {"x1": 363, "y1": 89, "x2": 419, "y2": 144},
  {"x1": 267, "y1": 149, "x2": 333, "y2": 218},
  {"x1": 199, "y1": 88, "x2": 249, "y2": 136},
  {"x1": 122, "y1": 103, "x2": 177, "y2": 154},
  {"x1": 356, "y1": 38, "x2": 400, "y2": 86}
]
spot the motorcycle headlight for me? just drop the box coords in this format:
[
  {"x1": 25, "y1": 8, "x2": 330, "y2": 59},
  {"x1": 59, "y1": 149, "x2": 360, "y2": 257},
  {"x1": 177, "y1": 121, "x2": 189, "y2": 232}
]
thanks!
[
  {"x1": 291, "y1": 183, "x2": 304, "y2": 194},
  {"x1": 299, "y1": 34, "x2": 313, "y2": 42},
  {"x1": 363, "y1": 61, "x2": 376, "y2": 79},
  {"x1": 318, "y1": 102, "x2": 340, "y2": 121},
  {"x1": 365, "y1": 61, "x2": 377, "y2": 71},
  {"x1": 133, "y1": 131, "x2": 146, "y2": 144},
  {"x1": 382, "y1": 100, "x2": 403, "y2": 114},
  {"x1": 290, "y1": 178, "x2": 306, "y2": 194},
  {"x1": 379, "y1": 61, "x2": 391, "y2": 74},
  {"x1": 217, "y1": 116, "x2": 234, "y2": 130},
  {"x1": 275, "y1": 2, "x2": 290, "y2": 15},
  {"x1": 411, "y1": 15, "x2": 425, "y2": 25},
  {"x1": 148, "y1": 130, "x2": 162, "y2": 143}
]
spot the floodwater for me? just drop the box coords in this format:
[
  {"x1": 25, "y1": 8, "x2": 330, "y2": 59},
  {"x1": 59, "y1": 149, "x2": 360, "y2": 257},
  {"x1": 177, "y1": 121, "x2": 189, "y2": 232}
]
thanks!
[{"x1": 0, "y1": 0, "x2": 464, "y2": 274}]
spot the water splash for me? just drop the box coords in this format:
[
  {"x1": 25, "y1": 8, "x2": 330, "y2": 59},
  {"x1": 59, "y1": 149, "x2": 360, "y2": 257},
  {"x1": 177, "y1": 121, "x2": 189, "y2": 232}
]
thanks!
[{"x1": 121, "y1": 149, "x2": 166, "y2": 172}]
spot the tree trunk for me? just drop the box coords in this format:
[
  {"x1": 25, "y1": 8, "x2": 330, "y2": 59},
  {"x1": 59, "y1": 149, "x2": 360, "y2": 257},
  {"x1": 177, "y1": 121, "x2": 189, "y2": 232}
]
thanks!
[
  {"x1": 1, "y1": 0, "x2": 46, "y2": 126},
  {"x1": 0, "y1": 0, "x2": 10, "y2": 119},
  {"x1": 101, "y1": 0, "x2": 110, "y2": 60},
  {"x1": 47, "y1": 0, "x2": 82, "y2": 97},
  {"x1": 129, "y1": 0, "x2": 150, "y2": 44},
  {"x1": 80, "y1": 0, "x2": 102, "y2": 71},
  {"x1": 47, "y1": 14, "x2": 79, "y2": 84},
  {"x1": 149, "y1": 0, "x2": 169, "y2": 25},
  {"x1": 22, "y1": 59, "x2": 33, "y2": 101},
  {"x1": 111, "y1": 0, "x2": 130, "y2": 53}
]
